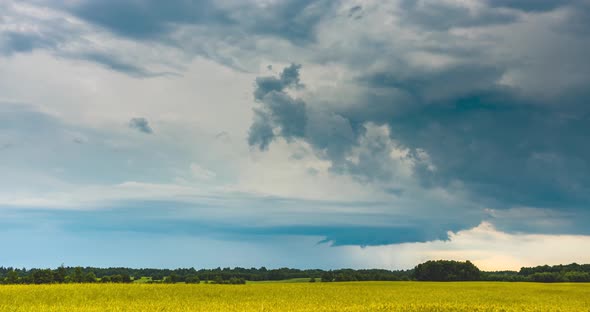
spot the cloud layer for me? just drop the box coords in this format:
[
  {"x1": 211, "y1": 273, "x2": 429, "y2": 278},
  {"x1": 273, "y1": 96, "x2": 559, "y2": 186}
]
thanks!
[{"x1": 1, "y1": 0, "x2": 589, "y2": 269}]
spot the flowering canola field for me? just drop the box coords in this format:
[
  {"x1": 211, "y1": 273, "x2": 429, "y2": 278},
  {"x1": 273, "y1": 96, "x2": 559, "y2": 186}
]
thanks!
[{"x1": 1, "y1": 282, "x2": 589, "y2": 311}]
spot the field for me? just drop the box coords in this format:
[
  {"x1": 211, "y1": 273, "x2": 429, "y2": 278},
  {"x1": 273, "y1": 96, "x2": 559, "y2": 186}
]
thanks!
[{"x1": 1, "y1": 282, "x2": 589, "y2": 311}]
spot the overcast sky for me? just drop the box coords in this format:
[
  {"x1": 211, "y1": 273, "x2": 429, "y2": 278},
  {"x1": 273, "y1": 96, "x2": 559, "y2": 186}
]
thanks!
[{"x1": 1, "y1": 0, "x2": 590, "y2": 270}]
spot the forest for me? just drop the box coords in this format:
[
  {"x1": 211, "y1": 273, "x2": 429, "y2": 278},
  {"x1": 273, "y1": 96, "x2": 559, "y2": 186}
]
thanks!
[{"x1": 1, "y1": 261, "x2": 590, "y2": 284}]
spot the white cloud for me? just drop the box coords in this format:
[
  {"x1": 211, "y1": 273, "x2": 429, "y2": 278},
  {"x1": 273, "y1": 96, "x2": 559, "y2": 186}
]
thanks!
[
  {"x1": 344, "y1": 222, "x2": 590, "y2": 271},
  {"x1": 190, "y1": 163, "x2": 217, "y2": 180}
]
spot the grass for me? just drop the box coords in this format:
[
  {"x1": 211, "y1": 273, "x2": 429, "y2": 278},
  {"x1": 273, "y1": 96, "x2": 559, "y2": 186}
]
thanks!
[{"x1": 1, "y1": 282, "x2": 589, "y2": 311}]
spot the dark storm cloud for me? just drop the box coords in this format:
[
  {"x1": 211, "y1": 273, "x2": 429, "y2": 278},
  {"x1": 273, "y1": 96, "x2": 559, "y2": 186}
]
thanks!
[
  {"x1": 242, "y1": 0, "x2": 334, "y2": 44},
  {"x1": 62, "y1": 0, "x2": 231, "y2": 39},
  {"x1": 4, "y1": 0, "x2": 590, "y2": 247},
  {"x1": 399, "y1": 0, "x2": 517, "y2": 30},
  {"x1": 358, "y1": 65, "x2": 505, "y2": 102},
  {"x1": 4, "y1": 198, "x2": 481, "y2": 246},
  {"x1": 57, "y1": 0, "x2": 332, "y2": 44},
  {"x1": 0, "y1": 31, "x2": 165, "y2": 77},
  {"x1": 0, "y1": 32, "x2": 59, "y2": 55},
  {"x1": 0, "y1": 1, "x2": 334, "y2": 76},
  {"x1": 249, "y1": 64, "x2": 307, "y2": 149},
  {"x1": 0, "y1": 2, "x2": 78, "y2": 56},
  {"x1": 248, "y1": 109, "x2": 275, "y2": 150},
  {"x1": 377, "y1": 94, "x2": 590, "y2": 209},
  {"x1": 249, "y1": 60, "x2": 590, "y2": 235},
  {"x1": 129, "y1": 117, "x2": 153, "y2": 134},
  {"x1": 485, "y1": 0, "x2": 579, "y2": 12},
  {"x1": 562, "y1": 1, "x2": 590, "y2": 35},
  {"x1": 253, "y1": 63, "x2": 303, "y2": 100},
  {"x1": 250, "y1": 64, "x2": 363, "y2": 166},
  {"x1": 0, "y1": 3, "x2": 168, "y2": 78}
]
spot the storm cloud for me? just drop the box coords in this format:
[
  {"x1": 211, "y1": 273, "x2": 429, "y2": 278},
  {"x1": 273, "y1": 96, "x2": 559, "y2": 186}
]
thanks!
[{"x1": 2, "y1": 0, "x2": 590, "y2": 263}]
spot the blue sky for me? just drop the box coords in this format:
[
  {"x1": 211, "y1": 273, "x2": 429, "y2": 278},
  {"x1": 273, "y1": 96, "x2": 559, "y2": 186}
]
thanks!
[{"x1": 1, "y1": 0, "x2": 590, "y2": 270}]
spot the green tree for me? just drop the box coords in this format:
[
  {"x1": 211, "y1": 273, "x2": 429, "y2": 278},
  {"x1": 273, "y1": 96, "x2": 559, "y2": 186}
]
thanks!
[
  {"x1": 32, "y1": 269, "x2": 54, "y2": 284},
  {"x1": 320, "y1": 271, "x2": 334, "y2": 282},
  {"x1": 564, "y1": 271, "x2": 590, "y2": 282},
  {"x1": 414, "y1": 260, "x2": 481, "y2": 281},
  {"x1": 54, "y1": 265, "x2": 67, "y2": 283},
  {"x1": 71, "y1": 267, "x2": 84, "y2": 283},
  {"x1": 529, "y1": 272, "x2": 564, "y2": 283},
  {"x1": 151, "y1": 274, "x2": 163, "y2": 281},
  {"x1": 6, "y1": 270, "x2": 19, "y2": 284},
  {"x1": 228, "y1": 277, "x2": 245, "y2": 284},
  {"x1": 110, "y1": 275, "x2": 123, "y2": 283},
  {"x1": 185, "y1": 275, "x2": 200, "y2": 284},
  {"x1": 164, "y1": 273, "x2": 179, "y2": 284},
  {"x1": 121, "y1": 274, "x2": 132, "y2": 283},
  {"x1": 84, "y1": 272, "x2": 97, "y2": 283}
]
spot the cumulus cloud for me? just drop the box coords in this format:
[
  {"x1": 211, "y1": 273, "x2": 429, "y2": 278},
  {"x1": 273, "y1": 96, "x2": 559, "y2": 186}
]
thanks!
[
  {"x1": 241, "y1": 0, "x2": 590, "y2": 238},
  {"x1": 249, "y1": 64, "x2": 307, "y2": 149},
  {"x1": 245, "y1": 6, "x2": 590, "y2": 239}
]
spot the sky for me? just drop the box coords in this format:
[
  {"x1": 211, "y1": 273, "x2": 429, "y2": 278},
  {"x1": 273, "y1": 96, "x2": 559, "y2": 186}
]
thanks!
[{"x1": 1, "y1": 0, "x2": 589, "y2": 271}]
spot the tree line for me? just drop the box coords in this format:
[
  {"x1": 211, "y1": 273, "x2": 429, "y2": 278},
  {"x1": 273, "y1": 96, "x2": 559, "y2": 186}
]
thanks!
[
  {"x1": 483, "y1": 263, "x2": 590, "y2": 282},
  {"x1": 1, "y1": 261, "x2": 589, "y2": 284},
  {"x1": 0, "y1": 266, "x2": 410, "y2": 284},
  {"x1": 412, "y1": 260, "x2": 590, "y2": 282}
]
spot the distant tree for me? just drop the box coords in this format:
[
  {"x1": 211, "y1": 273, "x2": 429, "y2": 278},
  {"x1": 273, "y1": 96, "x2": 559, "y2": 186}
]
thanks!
[
  {"x1": 185, "y1": 275, "x2": 200, "y2": 284},
  {"x1": 54, "y1": 265, "x2": 67, "y2": 283},
  {"x1": 84, "y1": 272, "x2": 97, "y2": 283},
  {"x1": 529, "y1": 272, "x2": 564, "y2": 283},
  {"x1": 121, "y1": 274, "x2": 132, "y2": 283},
  {"x1": 151, "y1": 274, "x2": 163, "y2": 281},
  {"x1": 320, "y1": 271, "x2": 334, "y2": 282},
  {"x1": 6, "y1": 270, "x2": 19, "y2": 284},
  {"x1": 228, "y1": 277, "x2": 245, "y2": 284},
  {"x1": 71, "y1": 267, "x2": 84, "y2": 283},
  {"x1": 32, "y1": 269, "x2": 54, "y2": 284},
  {"x1": 564, "y1": 272, "x2": 590, "y2": 282},
  {"x1": 414, "y1": 260, "x2": 481, "y2": 281},
  {"x1": 21, "y1": 275, "x2": 33, "y2": 284},
  {"x1": 101, "y1": 276, "x2": 112, "y2": 283},
  {"x1": 164, "y1": 273, "x2": 180, "y2": 284},
  {"x1": 309, "y1": 277, "x2": 316, "y2": 283}
]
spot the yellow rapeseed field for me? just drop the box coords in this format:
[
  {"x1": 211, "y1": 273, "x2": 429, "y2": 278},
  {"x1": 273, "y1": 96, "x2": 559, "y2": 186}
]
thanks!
[{"x1": 0, "y1": 282, "x2": 589, "y2": 311}]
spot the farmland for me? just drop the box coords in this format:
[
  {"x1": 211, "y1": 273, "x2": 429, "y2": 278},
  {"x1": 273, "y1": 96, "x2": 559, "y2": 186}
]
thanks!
[{"x1": 1, "y1": 282, "x2": 589, "y2": 311}]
